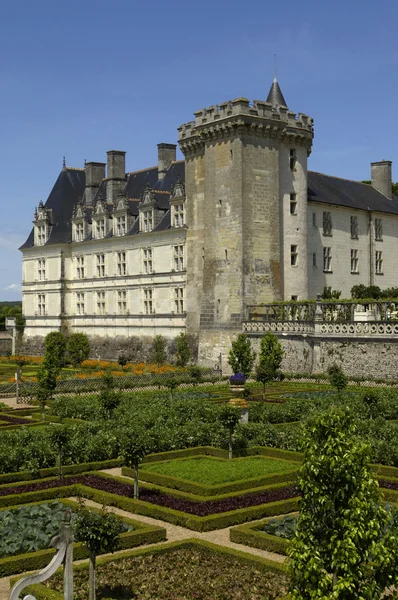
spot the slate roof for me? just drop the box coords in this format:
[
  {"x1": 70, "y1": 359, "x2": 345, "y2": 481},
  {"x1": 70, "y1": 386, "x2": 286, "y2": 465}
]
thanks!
[
  {"x1": 266, "y1": 77, "x2": 288, "y2": 108},
  {"x1": 20, "y1": 158, "x2": 398, "y2": 251},
  {"x1": 308, "y1": 171, "x2": 398, "y2": 215}
]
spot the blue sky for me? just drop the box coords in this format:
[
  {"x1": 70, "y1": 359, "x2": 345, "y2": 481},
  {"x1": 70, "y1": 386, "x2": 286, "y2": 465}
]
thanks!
[{"x1": 1, "y1": 0, "x2": 397, "y2": 300}]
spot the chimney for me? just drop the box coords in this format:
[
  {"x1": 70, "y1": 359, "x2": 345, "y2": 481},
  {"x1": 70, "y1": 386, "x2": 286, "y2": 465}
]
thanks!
[
  {"x1": 106, "y1": 150, "x2": 126, "y2": 203},
  {"x1": 85, "y1": 162, "x2": 106, "y2": 204},
  {"x1": 371, "y1": 160, "x2": 392, "y2": 199},
  {"x1": 158, "y1": 143, "x2": 177, "y2": 181}
]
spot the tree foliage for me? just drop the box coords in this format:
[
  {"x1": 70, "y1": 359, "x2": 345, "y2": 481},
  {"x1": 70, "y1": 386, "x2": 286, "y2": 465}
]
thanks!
[
  {"x1": 45, "y1": 332, "x2": 67, "y2": 368},
  {"x1": 36, "y1": 352, "x2": 60, "y2": 421},
  {"x1": 328, "y1": 363, "x2": 348, "y2": 393},
  {"x1": 175, "y1": 332, "x2": 191, "y2": 367},
  {"x1": 150, "y1": 335, "x2": 167, "y2": 366},
  {"x1": 67, "y1": 333, "x2": 90, "y2": 366},
  {"x1": 74, "y1": 502, "x2": 124, "y2": 600},
  {"x1": 99, "y1": 373, "x2": 121, "y2": 419},
  {"x1": 228, "y1": 333, "x2": 256, "y2": 378},
  {"x1": 255, "y1": 333, "x2": 283, "y2": 399},
  {"x1": 288, "y1": 406, "x2": 398, "y2": 599},
  {"x1": 119, "y1": 427, "x2": 152, "y2": 498}
]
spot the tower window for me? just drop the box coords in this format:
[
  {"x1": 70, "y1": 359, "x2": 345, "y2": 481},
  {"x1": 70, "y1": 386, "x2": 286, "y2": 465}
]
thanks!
[
  {"x1": 323, "y1": 212, "x2": 332, "y2": 236},
  {"x1": 290, "y1": 245, "x2": 298, "y2": 266},
  {"x1": 350, "y1": 216, "x2": 358, "y2": 239},
  {"x1": 312, "y1": 253, "x2": 317, "y2": 268},
  {"x1": 312, "y1": 213, "x2": 317, "y2": 227},
  {"x1": 351, "y1": 249, "x2": 359, "y2": 273},
  {"x1": 217, "y1": 199, "x2": 222, "y2": 218},
  {"x1": 375, "y1": 250, "x2": 383, "y2": 274},
  {"x1": 375, "y1": 218, "x2": 383, "y2": 241},
  {"x1": 290, "y1": 193, "x2": 297, "y2": 215},
  {"x1": 289, "y1": 149, "x2": 297, "y2": 171},
  {"x1": 323, "y1": 247, "x2": 332, "y2": 272}
]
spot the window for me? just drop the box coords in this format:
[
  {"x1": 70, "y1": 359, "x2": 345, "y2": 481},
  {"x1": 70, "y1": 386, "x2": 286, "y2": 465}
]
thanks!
[
  {"x1": 37, "y1": 224, "x2": 47, "y2": 246},
  {"x1": 96, "y1": 254, "x2": 105, "y2": 278},
  {"x1": 116, "y1": 216, "x2": 127, "y2": 236},
  {"x1": 76, "y1": 256, "x2": 85, "y2": 279},
  {"x1": 323, "y1": 212, "x2": 332, "y2": 236},
  {"x1": 118, "y1": 290, "x2": 127, "y2": 314},
  {"x1": 96, "y1": 291, "x2": 106, "y2": 315},
  {"x1": 290, "y1": 245, "x2": 298, "y2": 266},
  {"x1": 174, "y1": 204, "x2": 185, "y2": 227},
  {"x1": 143, "y1": 248, "x2": 153, "y2": 274},
  {"x1": 217, "y1": 199, "x2": 222, "y2": 218},
  {"x1": 174, "y1": 245, "x2": 185, "y2": 271},
  {"x1": 323, "y1": 247, "x2": 332, "y2": 272},
  {"x1": 76, "y1": 292, "x2": 85, "y2": 315},
  {"x1": 312, "y1": 213, "x2": 316, "y2": 227},
  {"x1": 375, "y1": 250, "x2": 383, "y2": 274},
  {"x1": 350, "y1": 216, "x2": 358, "y2": 239},
  {"x1": 375, "y1": 218, "x2": 383, "y2": 241},
  {"x1": 290, "y1": 194, "x2": 297, "y2": 215},
  {"x1": 174, "y1": 288, "x2": 184, "y2": 313},
  {"x1": 143, "y1": 288, "x2": 153, "y2": 314},
  {"x1": 291, "y1": 295, "x2": 298, "y2": 301},
  {"x1": 143, "y1": 211, "x2": 153, "y2": 233},
  {"x1": 351, "y1": 249, "x2": 359, "y2": 273},
  {"x1": 312, "y1": 253, "x2": 317, "y2": 268},
  {"x1": 117, "y1": 252, "x2": 126, "y2": 276},
  {"x1": 289, "y1": 149, "x2": 296, "y2": 171},
  {"x1": 75, "y1": 222, "x2": 85, "y2": 242},
  {"x1": 37, "y1": 294, "x2": 46, "y2": 316},
  {"x1": 37, "y1": 259, "x2": 46, "y2": 281},
  {"x1": 95, "y1": 218, "x2": 106, "y2": 239}
]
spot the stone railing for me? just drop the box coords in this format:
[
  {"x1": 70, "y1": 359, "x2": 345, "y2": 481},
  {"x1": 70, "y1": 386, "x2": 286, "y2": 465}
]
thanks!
[
  {"x1": 243, "y1": 320, "x2": 398, "y2": 338},
  {"x1": 246, "y1": 299, "x2": 398, "y2": 324}
]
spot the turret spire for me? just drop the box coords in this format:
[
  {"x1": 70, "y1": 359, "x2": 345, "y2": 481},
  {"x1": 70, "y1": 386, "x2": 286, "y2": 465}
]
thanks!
[{"x1": 266, "y1": 74, "x2": 288, "y2": 109}]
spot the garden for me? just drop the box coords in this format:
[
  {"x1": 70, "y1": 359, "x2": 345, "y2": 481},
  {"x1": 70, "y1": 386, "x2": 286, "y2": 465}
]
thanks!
[{"x1": 3, "y1": 330, "x2": 398, "y2": 598}]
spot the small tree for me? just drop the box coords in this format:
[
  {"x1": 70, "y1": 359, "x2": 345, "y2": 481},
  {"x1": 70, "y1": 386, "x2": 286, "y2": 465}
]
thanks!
[
  {"x1": 117, "y1": 353, "x2": 129, "y2": 370},
  {"x1": 289, "y1": 407, "x2": 398, "y2": 598},
  {"x1": 328, "y1": 363, "x2": 348, "y2": 394},
  {"x1": 99, "y1": 373, "x2": 121, "y2": 419},
  {"x1": 49, "y1": 424, "x2": 70, "y2": 479},
  {"x1": 45, "y1": 331, "x2": 67, "y2": 368},
  {"x1": 36, "y1": 353, "x2": 59, "y2": 421},
  {"x1": 228, "y1": 333, "x2": 256, "y2": 378},
  {"x1": 163, "y1": 377, "x2": 181, "y2": 399},
  {"x1": 67, "y1": 333, "x2": 90, "y2": 367},
  {"x1": 120, "y1": 428, "x2": 151, "y2": 499},
  {"x1": 74, "y1": 502, "x2": 125, "y2": 600},
  {"x1": 189, "y1": 365, "x2": 202, "y2": 386},
  {"x1": 175, "y1": 332, "x2": 191, "y2": 367},
  {"x1": 255, "y1": 332, "x2": 283, "y2": 399},
  {"x1": 150, "y1": 334, "x2": 167, "y2": 366},
  {"x1": 219, "y1": 404, "x2": 241, "y2": 459}
]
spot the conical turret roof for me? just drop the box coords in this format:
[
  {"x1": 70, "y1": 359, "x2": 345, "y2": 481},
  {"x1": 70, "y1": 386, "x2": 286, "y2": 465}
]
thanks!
[{"x1": 266, "y1": 77, "x2": 288, "y2": 108}]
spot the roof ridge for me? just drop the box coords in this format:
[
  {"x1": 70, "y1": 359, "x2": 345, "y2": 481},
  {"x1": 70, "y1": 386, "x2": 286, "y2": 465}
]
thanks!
[
  {"x1": 171, "y1": 160, "x2": 185, "y2": 164},
  {"x1": 308, "y1": 170, "x2": 373, "y2": 187},
  {"x1": 65, "y1": 166, "x2": 85, "y2": 171},
  {"x1": 127, "y1": 165, "x2": 158, "y2": 175},
  {"x1": 153, "y1": 190, "x2": 171, "y2": 195}
]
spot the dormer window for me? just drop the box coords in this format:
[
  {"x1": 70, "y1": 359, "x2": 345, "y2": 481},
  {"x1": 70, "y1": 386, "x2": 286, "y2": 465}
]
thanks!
[
  {"x1": 142, "y1": 210, "x2": 153, "y2": 233},
  {"x1": 74, "y1": 222, "x2": 85, "y2": 242},
  {"x1": 33, "y1": 202, "x2": 52, "y2": 246},
  {"x1": 116, "y1": 215, "x2": 127, "y2": 236},
  {"x1": 174, "y1": 204, "x2": 185, "y2": 227},
  {"x1": 95, "y1": 218, "x2": 106, "y2": 239}
]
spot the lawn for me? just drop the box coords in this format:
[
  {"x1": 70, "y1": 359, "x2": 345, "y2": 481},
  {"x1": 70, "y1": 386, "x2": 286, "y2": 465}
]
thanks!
[
  {"x1": 47, "y1": 545, "x2": 288, "y2": 599},
  {"x1": 142, "y1": 456, "x2": 299, "y2": 485}
]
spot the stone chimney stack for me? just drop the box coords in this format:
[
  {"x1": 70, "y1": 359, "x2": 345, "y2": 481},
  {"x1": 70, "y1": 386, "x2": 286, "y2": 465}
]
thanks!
[
  {"x1": 371, "y1": 160, "x2": 392, "y2": 199},
  {"x1": 106, "y1": 150, "x2": 126, "y2": 203},
  {"x1": 158, "y1": 143, "x2": 176, "y2": 181},
  {"x1": 85, "y1": 162, "x2": 106, "y2": 204}
]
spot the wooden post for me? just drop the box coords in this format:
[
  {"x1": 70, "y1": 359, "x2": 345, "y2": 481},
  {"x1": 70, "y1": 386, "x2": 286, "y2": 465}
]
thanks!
[{"x1": 63, "y1": 511, "x2": 73, "y2": 600}]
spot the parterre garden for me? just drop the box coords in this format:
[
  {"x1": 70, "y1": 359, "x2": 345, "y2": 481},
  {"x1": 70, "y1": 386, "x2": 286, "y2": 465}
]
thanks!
[{"x1": 4, "y1": 346, "x2": 398, "y2": 597}]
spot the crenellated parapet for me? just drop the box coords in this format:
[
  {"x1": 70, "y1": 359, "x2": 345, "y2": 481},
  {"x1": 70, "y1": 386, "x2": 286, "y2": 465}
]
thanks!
[{"x1": 178, "y1": 98, "x2": 314, "y2": 156}]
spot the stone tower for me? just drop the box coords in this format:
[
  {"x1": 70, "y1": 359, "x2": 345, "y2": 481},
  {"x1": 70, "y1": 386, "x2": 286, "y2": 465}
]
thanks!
[{"x1": 178, "y1": 79, "x2": 314, "y2": 364}]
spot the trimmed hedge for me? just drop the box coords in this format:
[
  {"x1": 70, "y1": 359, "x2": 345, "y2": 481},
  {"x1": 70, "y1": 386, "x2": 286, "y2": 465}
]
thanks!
[
  {"x1": 0, "y1": 457, "x2": 123, "y2": 485},
  {"x1": 230, "y1": 518, "x2": 291, "y2": 555},
  {"x1": 126, "y1": 461, "x2": 298, "y2": 497},
  {"x1": 18, "y1": 538, "x2": 286, "y2": 599},
  {"x1": 0, "y1": 498, "x2": 166, "y2": 576}
]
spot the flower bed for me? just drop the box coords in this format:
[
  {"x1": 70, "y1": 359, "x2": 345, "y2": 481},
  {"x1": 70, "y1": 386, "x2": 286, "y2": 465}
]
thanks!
[{"x1": 21, "y1": 539, "x2": 288, "y2": 600}]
